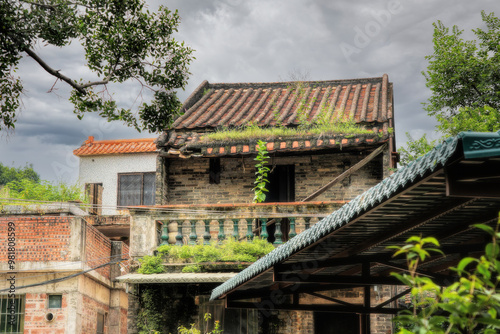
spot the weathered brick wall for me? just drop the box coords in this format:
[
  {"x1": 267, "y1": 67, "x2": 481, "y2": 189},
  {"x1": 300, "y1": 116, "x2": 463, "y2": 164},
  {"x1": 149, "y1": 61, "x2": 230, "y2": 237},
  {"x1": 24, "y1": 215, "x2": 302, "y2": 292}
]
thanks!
[
  {"x1": 276, "y1": 310, "x2": 314, "y2": 334},
  {"x1": 0, "y1": 216, "x2": 72, "y2": 262},
  {"x1": 24, "y1": 293, "x2": 68, "y2": 334},
  {"x1": 164, "y1": 150, "x2": 384, "y2": 205},
  {"x1": 269, "y1": 287, "x2": 395, "y2": 334},
  {"x1": 120, "y1": 308, "x2": 128, "y2": 334},
  {"x1": 85, "y1": 221, "x2": 112, "y2": 279},
  {"x1": 80, "y1": 294, "x2": 110, "y2": 334}
]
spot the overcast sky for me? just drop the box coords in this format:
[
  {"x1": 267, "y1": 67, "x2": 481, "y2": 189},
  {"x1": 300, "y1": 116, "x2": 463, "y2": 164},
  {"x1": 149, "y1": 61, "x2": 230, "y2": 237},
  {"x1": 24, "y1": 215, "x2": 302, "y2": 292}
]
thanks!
[{"x1": 0, "y1": 0, "x2": 497, "y2": 183}]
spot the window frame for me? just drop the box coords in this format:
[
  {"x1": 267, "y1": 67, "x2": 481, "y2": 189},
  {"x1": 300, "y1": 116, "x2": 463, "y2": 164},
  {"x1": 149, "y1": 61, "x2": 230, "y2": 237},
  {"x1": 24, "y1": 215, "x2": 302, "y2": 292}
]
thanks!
[
  {"x1": 96, "y1": 312, "x2": 106, "y2": 334},
  {"x1": 0, "y1": 295, "x2": 25, "y2": 334},
  {"x1": 47, "y1": 294, "x2": 62, "y2": 309},
  {"x1": 117, "y1": 172, "x2": 156, "y2": 207}
]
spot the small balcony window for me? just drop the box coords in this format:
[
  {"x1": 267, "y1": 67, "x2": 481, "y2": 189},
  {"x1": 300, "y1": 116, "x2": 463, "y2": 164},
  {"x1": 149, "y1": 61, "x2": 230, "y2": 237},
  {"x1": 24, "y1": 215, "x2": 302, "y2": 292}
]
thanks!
[{"x1": 118, "y1": 172, "x2": 156, "y2": 206}]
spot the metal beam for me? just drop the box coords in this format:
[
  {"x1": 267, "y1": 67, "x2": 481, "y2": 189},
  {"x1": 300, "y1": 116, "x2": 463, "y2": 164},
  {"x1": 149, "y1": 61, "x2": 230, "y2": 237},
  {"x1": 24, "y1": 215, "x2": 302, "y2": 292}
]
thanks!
[
  {"x1": 273, "y1": 273, "x2": 405, "y2": 285},
  {"x1": 226, "y1": 300, "x2": 402, "y2": 315}
]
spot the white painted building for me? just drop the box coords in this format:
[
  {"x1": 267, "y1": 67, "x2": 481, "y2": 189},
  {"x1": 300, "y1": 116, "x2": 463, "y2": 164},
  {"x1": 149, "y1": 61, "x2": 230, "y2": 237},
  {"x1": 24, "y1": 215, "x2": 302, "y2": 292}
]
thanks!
[{"x1": 74, "y1": 136, "x2": 158, "y2": 215}]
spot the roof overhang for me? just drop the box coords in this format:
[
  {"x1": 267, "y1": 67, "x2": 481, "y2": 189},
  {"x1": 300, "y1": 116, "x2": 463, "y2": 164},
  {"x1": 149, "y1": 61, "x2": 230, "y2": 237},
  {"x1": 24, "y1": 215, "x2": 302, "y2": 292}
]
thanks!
[
  {"x1": 210, "y1": 131, "x2": 500, "y2": 314},
  {"x1": 116, "y1": 272, "x2": 237, "y2": 284}
]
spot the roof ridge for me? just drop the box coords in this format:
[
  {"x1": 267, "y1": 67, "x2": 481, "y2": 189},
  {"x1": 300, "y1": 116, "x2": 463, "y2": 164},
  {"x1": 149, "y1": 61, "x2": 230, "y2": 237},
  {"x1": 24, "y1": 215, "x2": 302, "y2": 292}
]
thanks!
[
  {"x1": 206, "y1": 75, "x2": 389, "y2": 89},
  {"x1": 87, "y1": 138, "x2": 156, "y2": 145}
]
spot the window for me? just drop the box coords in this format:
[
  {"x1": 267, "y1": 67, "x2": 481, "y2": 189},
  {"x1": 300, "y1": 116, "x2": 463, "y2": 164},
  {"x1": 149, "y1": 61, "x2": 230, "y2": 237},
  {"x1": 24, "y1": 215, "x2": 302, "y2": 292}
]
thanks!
[
  {"x1": 48, "y1": 295, "x2": 62, "y2": 309},
  {"x1": 96, "y1": 312, "x2": 106, "y2": 334},
  {"x1": 209, "y1": 158, "x2": 221, "y2": 184},
  {"x1": 118, "y1": 173, "x2": 156, "y2": 206},
  {"x1": 0, "y1": 295, "x2": 24, "y2": 334}
]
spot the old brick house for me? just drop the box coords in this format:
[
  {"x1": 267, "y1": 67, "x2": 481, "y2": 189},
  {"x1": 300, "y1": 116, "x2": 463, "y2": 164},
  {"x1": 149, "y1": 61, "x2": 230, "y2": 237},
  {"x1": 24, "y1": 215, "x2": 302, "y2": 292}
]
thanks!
[
  {"x1": 155, "y1": 74, "x2": 397, "y2": 210},
  {"x1": 0, "y1": 206, "x2": 130, "y2": 334},
  {"x1": 124, "y1": 74, "x2": 399, "y2": 333}
]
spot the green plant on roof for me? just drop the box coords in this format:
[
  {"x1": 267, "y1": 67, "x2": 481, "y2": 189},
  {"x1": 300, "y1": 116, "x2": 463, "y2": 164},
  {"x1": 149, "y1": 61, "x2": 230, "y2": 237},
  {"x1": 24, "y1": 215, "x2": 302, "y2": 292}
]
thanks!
[
  {"x1": 204, "y1": 117, "x2": 371, "y2": 143},
  {"x1": 253, "y1": 140, "x2": 270, "y2": 203}
]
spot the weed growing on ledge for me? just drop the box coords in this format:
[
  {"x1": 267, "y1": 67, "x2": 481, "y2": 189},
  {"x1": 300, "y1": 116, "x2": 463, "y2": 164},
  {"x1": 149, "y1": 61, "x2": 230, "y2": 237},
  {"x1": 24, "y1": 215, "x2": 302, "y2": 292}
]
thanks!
[{"x1": 137, "y1": 238, "x2": 275, "y2": 274}]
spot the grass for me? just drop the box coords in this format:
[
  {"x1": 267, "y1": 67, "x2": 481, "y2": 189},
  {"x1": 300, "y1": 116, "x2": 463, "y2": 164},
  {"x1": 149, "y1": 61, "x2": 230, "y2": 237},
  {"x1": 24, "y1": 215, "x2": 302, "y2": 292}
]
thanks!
[{"x1": 204, "y1": 117, "x2": 374, "y2": 143}]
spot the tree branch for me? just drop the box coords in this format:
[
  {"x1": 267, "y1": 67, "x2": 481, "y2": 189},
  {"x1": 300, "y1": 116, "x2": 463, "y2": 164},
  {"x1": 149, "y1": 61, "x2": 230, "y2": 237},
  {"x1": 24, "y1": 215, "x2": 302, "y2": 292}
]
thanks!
[
  {"x1": 23, "y1": 47, "x2": 86, "y2": 94},
  {"x1": 19, "y1": 0, "x2": 91, "y2": 10},
  {"x1": 23, "y1": 47, "x2": 115, "y2": 94}
]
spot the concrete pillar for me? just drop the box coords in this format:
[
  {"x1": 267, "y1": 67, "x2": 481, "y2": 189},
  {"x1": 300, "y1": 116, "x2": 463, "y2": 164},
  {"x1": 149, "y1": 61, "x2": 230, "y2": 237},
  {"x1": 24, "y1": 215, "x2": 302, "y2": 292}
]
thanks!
[{"x1": 129, "y1": 214, "x2": 158, "y2": 260}]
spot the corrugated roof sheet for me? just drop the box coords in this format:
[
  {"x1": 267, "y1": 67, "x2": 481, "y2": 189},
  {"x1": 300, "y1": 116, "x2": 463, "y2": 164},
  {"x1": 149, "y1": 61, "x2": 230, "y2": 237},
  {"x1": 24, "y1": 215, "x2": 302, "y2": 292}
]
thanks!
[
  {"x1": 210, "y1": 131, "x2": 500, "y2": 300},
  {"x1": 73, "y1": 136, "x2": 157, "y2": 156},
  {"x1": 116, "y1": 272, "x2": 237, "y2": 283}
]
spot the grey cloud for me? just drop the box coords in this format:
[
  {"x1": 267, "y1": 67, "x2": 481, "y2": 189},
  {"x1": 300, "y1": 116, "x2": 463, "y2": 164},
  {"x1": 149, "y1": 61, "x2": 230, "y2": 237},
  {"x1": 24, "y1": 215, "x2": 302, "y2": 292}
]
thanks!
[{"x1": 1, "y1": 0, "x2": 495, "y2": 182}]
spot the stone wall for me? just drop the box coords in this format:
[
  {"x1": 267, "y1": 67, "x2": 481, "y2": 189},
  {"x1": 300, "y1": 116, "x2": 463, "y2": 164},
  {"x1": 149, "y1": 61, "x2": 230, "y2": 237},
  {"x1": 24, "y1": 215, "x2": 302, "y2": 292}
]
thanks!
[{"x1": 161, "y1": 150, "x2": 384, "y2": 205}]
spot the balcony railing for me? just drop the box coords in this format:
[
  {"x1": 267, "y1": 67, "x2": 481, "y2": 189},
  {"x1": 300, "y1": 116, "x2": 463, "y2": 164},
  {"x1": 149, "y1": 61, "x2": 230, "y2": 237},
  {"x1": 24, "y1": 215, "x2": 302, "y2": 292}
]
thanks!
[{"x1": 131, "y1": 200, "x2": 347, "y2": 247}]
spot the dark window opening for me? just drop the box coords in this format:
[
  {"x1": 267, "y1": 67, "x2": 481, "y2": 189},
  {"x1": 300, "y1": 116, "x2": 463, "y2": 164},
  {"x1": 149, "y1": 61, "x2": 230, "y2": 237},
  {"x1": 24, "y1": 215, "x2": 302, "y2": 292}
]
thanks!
[
  {"x1": 118, "y1": 172, "x2": 156, "y2": 206},
  {"x1": 209, "y1": 158, "x2": 221, "y2": 184},
  {"x1": 261, "y1": 165, "x2": 295, "y2": 243},
  {"x1": 314, "y1": 312, "x2": 359, "y2": 334},
  {"x1": 96, "y1": 312, "x2": 106, "y2": 334}
]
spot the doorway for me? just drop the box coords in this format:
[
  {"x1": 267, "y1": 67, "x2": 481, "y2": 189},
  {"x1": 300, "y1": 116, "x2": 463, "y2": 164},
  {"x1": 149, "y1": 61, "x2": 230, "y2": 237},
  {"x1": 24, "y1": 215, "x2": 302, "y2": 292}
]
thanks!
[
  {"x1": 314, "y1": 312, "x2": 359, "y2": 334},
  {"x1": 263, "y1": 165, "x2": 294, "y2": 243}
]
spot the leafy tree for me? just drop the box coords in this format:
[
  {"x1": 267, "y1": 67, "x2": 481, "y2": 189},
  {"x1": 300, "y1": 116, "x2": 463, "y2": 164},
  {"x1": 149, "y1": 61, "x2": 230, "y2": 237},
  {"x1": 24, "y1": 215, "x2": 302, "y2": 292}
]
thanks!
[
  {"x1": 0, "y1": 162, "x2": 40, "y2": 185},
  {"x1": 423, "y1": 11, "x2": 500, "y2": 117},
  {"x1": 0, "y1": 0, "x2": 194, "y2": 132},
  {"x1": 399, "y1": 133, "x2": 438, "y2": 166},
  {"x1": 400, "y1": 11, "x2": 500, "y2": 164}
]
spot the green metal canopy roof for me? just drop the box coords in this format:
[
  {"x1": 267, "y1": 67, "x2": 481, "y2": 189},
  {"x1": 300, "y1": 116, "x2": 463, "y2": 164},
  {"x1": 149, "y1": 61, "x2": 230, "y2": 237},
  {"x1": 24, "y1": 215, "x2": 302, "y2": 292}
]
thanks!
[{"x1": 211, "y1": 131, "x2": 500, "y2": 301}]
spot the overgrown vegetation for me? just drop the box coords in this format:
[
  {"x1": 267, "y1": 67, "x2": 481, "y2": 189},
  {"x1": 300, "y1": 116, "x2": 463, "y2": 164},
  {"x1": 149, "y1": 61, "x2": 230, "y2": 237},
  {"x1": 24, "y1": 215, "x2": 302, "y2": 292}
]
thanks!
[
  {"x1": 390, "y1": 217, "x2": 500, "y2": 334},
  {"x1": 3, "y1": 179, "x2": 85, "y2": 202},
  {"x1": 137, "y1": 238, "x2": 274, "y2": 274},
  {"x1": 137, "y1": 285, "x2": 198, "y2": 334},
  {"x1": 178, "y1": 313, "x2": 223, "y2": 334},
  {"x1": 204, "y1": 117, "x2": 372, "y2": 143},
  {"x1": 253, "y1": 140, "x2": 270, "y2": 203},
  {"x1": 0, "y1": 162, "x2": 85, "y2": 205}
]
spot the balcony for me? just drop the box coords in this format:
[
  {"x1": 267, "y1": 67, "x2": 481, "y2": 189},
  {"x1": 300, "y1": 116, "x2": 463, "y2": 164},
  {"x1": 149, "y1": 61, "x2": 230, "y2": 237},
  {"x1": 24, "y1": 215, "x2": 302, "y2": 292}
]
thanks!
[{"x1": 127, "y1": 200, "x2": 346, "y2": 258}]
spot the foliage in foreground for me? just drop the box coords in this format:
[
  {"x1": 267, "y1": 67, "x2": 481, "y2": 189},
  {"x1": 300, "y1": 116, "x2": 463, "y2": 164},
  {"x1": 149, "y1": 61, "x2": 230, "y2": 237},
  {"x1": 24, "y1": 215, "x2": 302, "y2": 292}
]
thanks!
[
  {"x1": 390, "y1": 218, "x2": 500, "y2": 334},
  {"x1": 138, "y1": 237, "x2": 275, "y2": 274}
]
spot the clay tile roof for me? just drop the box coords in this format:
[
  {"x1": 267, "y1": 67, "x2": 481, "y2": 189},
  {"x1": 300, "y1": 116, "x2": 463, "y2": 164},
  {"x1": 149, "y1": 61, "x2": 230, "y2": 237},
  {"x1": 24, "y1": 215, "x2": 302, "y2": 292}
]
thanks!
[
  {"x1": 158, "y1": 74, "x2": 394, "y2": 157},
  {"x1": 73, "y1": 137, "x2": 157, "y2": 156}
]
